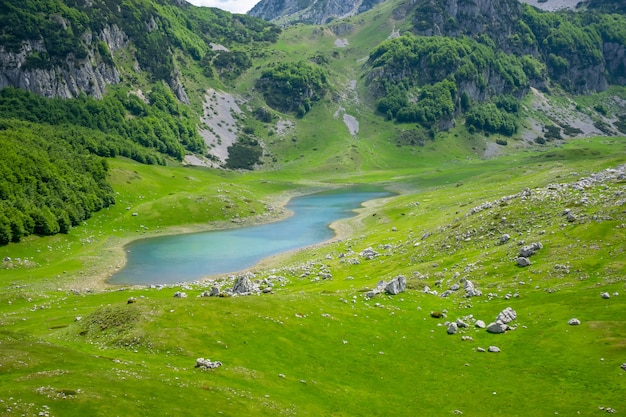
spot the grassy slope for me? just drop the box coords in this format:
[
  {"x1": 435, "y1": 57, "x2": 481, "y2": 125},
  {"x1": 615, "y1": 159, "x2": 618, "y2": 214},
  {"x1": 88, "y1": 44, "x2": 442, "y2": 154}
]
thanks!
[{"x1": 1, "y1": 137, "x2": 625, "y2": 416}]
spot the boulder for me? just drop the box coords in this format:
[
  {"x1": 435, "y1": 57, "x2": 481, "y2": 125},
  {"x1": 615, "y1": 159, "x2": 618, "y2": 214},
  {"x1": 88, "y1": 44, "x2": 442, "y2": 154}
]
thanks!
[
  {"x1": 601, "y1": 292, "x2": 611, "y2": 299},
  {"x1": 496, "y1": 307, "x2": 517, "y2": 324},
  {"x1": 500, "y1": 234, "x2": 511, "y2": 244},
  {"x1": 568, "y1": 318, "x2": 581, "y2": 325},
  {"x1": 519, "y1": 242, "x2": 543, "y2": 257},
  {"x1": 195, "y1": 358, "x2": 223, "y2": 370},
  {"x1": 621, "y1": 363, "x2": 626, "y2": 372},
  {"x1": 464, "y1": 280, "x2": 482, "y2": 297},
  {"x1": 385, "y1": 275, "x2": 406, "y2": 295},
  {"x1": 517, "y1": 257, "x2": 531, "y2": 267},
  {"x1": 477, "y1": 347, "x2": 486, "y2": 352},
  {"x1": 210, "y1": 286, "x2": 220, "y2": 297},
  {"x1": 360, "y1": 247, "x2": 378, "y2": 260},
  {"x1": 486, "y1": 321, "x2": 507, "y2": 334},
  {"x1": 488, "y1": 346, "x2": 501, "y2": 353},
  {"x1": 456, "y1": 318, "x2": 469, "y2": 328},
  {"x1": 475, "y1": 320, "x2": 486, "y2": 329},
  {"x1": 173, "y1": 291, "x2": 187, "y2": 298},
  {"x1": 447, "y1": 322, "x2": 458, "y2": 335},
  {"x1": 232, "y1": 275, "x2": 258, "y2": 294}
]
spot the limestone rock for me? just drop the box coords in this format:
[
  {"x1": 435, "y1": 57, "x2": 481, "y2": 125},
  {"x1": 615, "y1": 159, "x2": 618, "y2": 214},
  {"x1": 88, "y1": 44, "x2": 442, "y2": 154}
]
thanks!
[
  {"x1": 232, "y1": 275, "x2": 258, "y2": 295},
  {"x1": 601, "y1": 292, "x2": 611, "y2": 299},
  {"x1": 475, "y1": 320, "x2": 486, "y2": 329},
  {"x1": 173, "y1": 291, "x2": 187, "y2": 298},
  {"x1": 447, "y1": 322, "x2": 459, "y2": 335},
  {"x1": 519, "y1": 242, "x2": 543, "y2": 258},
  {"x1": 568, "y1": 318, "x2": 581, "y2": 325},
  {"x1": 517, "y1": 257, "x2": 531, "y2": 267},
  {"x1": 360, "y1": 247, "x2": 379, "y2": 260},
  {"x1": 385, "y1": 275, "x2": 406, "y2": 295},
  {"x1": 496, "y1": 307, "x2": 517, "y2": 324},
  {"x1": 486, "y1": 321, "x2": 507, "y2": 334},
  {"x1": 195, "y1": 358, "x2": 222, "y2": 370},
  {"x1": 488, "y1": 346, "x2": 501, "y2": 353}
]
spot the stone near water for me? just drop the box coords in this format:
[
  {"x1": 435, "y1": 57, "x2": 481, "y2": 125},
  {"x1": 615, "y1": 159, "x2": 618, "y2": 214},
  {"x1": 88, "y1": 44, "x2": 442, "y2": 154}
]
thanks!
[{"x1": 232, "y1": 275, "x2": 258, "y2": 294}]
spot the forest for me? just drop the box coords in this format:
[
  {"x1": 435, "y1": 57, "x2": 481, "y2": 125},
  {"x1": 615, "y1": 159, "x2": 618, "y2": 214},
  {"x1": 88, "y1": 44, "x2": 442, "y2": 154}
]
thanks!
[{"x1": 0, "y1": 120, "x2": 115, "y2": 244}]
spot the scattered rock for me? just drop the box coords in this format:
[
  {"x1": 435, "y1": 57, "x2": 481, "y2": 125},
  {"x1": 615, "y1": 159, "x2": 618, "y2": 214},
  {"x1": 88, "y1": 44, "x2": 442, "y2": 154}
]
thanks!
[
  {"x1": 620, "y1": 363, "x2": 626, "y2": 372},
  {"x1": 601, "y1": 292, "x2": 611, "y2": 299},
  {"x1": 127, "y1": 297, "x2": 137, "y2": 304},
  {"x1": 385, "y1": 275, "x2": 406, "y2": 295},
  {"x1": 195, "y1": 358, "x2": 222, "y2": 370},
  {"x1": 232, "y1": 274, "x2": 258, "y2": 295},
  {"x1": 519, "y1": 242, "x2": 543, "y2": 258},
  {"x1": 210, "y1": 286, "x2": 220, "y2": 297},
  {"x1": 174, "y1": 291, "x2": 187, "y2": 298},
  {"x1": 447, "y1": 322, "x2": 458, "y2": 335},
  {"x1": 568, "y1": 318, "x2": 581, "y2": 325},
  {"x1": 486, "y1": 321, "x2": 507, "y2": 334},
  {"x1": 463, "y1": 279, "x2": 482, "y2": 297},
  {"x1": 430, "y1": 311, "x2": 444, "y2": 318},
  {"x1": 500, "y1": 234, "x2": 510, "y2": 244},
  {"x1": 497, "y1": 308, "x2": 516, "y2": 324},
  {"x1": 477, "y1": 347, "x2": 486, "y2": 352},
  {"x1": 360, "y1": 247, "x2": 378, "y2": 260},
  {"x1": 475, "y1": 320, "x2": 486, "y2": 329},
  {"x1": 517, "y1": 257, "x2": 532, "y2": 267},
  {"x1": 456, "y1": 318, "x2": 469, "y2": 328},
  {"x1": 488, "y1": 346, "x2": 501, "y2": 353}
]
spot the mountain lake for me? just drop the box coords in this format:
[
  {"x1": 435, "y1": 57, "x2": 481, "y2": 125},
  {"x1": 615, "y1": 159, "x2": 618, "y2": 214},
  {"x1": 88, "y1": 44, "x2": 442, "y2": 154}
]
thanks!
[{"x1": 108, "y1": 186, "x2": 391, "y2": 285}]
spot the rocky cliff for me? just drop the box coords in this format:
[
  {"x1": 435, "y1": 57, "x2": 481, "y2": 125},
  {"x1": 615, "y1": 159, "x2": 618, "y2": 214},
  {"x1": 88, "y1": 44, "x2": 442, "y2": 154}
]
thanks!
[
  {"x1": 249, "y1": 0, "x2": 386, "y2": 25},
  {"x1": 0, "y1": 24, "x2": 124, "y2": 100}
]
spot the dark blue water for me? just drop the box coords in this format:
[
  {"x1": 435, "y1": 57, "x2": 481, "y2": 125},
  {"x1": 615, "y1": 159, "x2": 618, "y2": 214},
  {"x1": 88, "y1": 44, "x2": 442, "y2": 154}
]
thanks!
[{"x1": 108, "y1": 186, "x2": 389, "y2": 285}]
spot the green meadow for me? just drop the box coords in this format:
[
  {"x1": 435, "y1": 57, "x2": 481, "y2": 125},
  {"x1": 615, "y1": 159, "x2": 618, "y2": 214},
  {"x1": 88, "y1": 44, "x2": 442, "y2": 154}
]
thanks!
[{"x1": 1, "y1": 137, "x2": 625, "y2": 416}]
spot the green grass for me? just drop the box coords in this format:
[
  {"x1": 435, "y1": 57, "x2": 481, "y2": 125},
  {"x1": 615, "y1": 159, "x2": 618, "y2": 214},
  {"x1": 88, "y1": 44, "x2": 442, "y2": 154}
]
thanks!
[{"x1": 1, "y1": 137, "x2": 625, "y2": 416}]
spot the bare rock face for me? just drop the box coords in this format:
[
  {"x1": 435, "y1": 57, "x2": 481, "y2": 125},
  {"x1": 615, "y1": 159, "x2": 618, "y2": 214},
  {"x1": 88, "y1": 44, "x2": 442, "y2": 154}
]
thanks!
[
  {"x1": 249, "y1": 0, "x2": 386, "y2": 25},
  {"x1": 0, "y1": 25, "x2": 125, "y2": 99}
]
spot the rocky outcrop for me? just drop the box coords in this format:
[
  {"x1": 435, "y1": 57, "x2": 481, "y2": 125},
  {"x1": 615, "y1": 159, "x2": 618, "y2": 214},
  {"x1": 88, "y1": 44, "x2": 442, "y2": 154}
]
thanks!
[
  {"x1": 249, "y1": 0, "x2": 386, "y2": 25},
  {"x1": 0, "y1": 25, "x2": 127, "y2": 99}
]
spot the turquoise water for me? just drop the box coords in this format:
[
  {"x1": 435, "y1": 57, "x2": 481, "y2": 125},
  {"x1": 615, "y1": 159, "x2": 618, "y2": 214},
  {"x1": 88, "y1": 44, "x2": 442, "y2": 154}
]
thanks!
[{"x1": 108, "y1": 186, "x2": 390, "y2": 285}]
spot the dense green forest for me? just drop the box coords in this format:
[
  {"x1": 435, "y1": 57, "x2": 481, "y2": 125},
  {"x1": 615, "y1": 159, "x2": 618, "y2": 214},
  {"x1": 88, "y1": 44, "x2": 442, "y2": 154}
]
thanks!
[{"x1": 0, "y1": 120, "x2": 115, "y2": 244}]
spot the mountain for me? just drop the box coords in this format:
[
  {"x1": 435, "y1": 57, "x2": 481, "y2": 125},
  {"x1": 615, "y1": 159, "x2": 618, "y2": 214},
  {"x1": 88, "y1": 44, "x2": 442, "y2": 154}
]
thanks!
[{"x1": 248, "y1": 0, "x2": 387, "y2": 25}]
